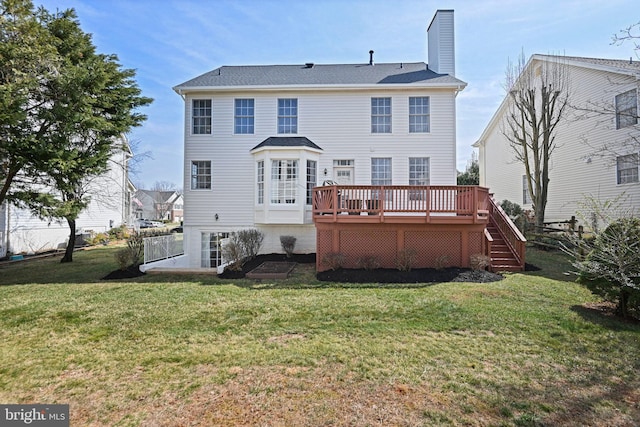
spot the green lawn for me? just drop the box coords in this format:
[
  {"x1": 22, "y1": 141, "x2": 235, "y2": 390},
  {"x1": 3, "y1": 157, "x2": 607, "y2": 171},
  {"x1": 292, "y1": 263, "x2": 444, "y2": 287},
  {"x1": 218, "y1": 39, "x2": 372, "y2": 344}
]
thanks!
[{"x1": 0, "y1": 246, "x2": 638, "y2": 426}]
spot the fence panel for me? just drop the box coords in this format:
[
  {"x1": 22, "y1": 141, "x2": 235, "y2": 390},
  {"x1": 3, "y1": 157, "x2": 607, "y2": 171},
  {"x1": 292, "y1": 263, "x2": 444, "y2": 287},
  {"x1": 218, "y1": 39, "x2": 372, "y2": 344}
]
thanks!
[{"x1": 144, "y1": 234, "x2": 184, "y2": 264}]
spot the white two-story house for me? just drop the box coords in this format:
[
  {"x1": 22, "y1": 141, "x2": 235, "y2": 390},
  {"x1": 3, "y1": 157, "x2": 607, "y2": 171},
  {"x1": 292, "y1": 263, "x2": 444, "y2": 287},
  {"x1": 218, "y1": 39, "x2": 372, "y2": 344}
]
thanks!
[
  {"x1": 0, "y1": 135, "x2": 136, "y2": 257},
  {"x1": 475, "y1": 55, "x2": 640, "y2": 230},
  {"x1": 170, "y1": 10, "x2": 505, "y2": 271}
]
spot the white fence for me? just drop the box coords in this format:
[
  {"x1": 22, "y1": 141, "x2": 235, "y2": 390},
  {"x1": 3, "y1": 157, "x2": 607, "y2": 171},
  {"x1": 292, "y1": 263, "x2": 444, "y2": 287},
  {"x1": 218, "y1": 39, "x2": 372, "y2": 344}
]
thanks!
[{"x1": 143, "y1": 234, "x2": 184, "y2": 264}]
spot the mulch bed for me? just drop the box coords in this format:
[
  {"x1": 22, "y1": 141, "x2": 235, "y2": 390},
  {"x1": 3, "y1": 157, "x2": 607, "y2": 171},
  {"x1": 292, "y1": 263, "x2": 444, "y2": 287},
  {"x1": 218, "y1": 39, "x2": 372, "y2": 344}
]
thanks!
[
  {"x1": 219, "y1": 253, "x2": 503, "y2": 283},
  {"x1": 103, "y1": 265, "x2": 146, "y2": 280}
]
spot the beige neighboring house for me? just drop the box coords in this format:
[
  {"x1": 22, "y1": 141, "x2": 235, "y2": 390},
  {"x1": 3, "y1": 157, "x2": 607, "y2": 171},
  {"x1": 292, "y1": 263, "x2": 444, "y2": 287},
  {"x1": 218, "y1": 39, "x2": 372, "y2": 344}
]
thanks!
[
  {"x1": 474, "y1": 55, "x2": 640, "y2": 229},
  {"x1": 0, "y1": 135, "x2": 136, "y2": 257},
  {"x1": 134, "y1": 190, "x2": 183, "y2": 223}
]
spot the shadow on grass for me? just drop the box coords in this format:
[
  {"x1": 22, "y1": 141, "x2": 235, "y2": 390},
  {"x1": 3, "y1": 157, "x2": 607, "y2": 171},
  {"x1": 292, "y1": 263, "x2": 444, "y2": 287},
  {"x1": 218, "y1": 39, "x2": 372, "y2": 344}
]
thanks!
[{"x1": 570, "y1": 304, "x2": 640, "y2": 332}]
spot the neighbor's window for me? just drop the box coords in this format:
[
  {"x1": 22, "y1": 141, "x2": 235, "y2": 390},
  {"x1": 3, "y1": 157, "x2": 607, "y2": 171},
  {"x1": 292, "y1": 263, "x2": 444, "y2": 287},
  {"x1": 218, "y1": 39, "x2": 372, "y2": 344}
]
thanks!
[
  {"x1": 234, "y1": 99, "x2": 254, "y2": 134},
  {"x1": 257, "y1": 160, "x2": 264, "y2": 204},
  {"x1": 271, "y1": 160, "x2": 298, "y2": 203},
  {"x1": 371, "y1": 97, "x2": 391, "y2": 133},
  {"x1": 615, "y1": 89, "x2": 638, "y2": 129},
  {"x1": 409, "y1": 97, "x2": 430, "y2": 133},
  {"x1": 191, "y1": 161, "x2": 211, "y2": 190},
  {"x1": 192, "y1": 99, "x2": 211, "y2": 134},
  {"x1": 522, "y1": 175, "x2": 531, "y2": 204},
  {"x1": 306, "y1": 160, "x2": 317, "y2": 205},
  {"x1": 278, "y1": 98, "x2": 298, "y2": 134},
  {"x1": 616, "y1": 153, "x2": 639, "y2": 184}
]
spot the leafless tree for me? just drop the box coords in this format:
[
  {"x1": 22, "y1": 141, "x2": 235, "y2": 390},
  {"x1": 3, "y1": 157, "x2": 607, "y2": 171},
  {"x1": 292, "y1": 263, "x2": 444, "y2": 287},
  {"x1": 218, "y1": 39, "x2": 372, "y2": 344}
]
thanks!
[
  {"x1": 502, "y1": 53, "x2": 570, "y2": 232},
  {"x1": 612, "y1": 21, "x2": 640, "y2": 59}
]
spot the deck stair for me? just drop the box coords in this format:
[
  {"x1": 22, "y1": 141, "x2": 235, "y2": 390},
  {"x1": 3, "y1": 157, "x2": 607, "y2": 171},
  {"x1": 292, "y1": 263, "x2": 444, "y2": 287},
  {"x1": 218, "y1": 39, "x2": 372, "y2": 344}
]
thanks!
[
  {"x1": 486, "y1": 222, "x2": 523, "y2": 272},
  {"x1": 486, "y1": 198, "x2": 526, "y2": 272}
]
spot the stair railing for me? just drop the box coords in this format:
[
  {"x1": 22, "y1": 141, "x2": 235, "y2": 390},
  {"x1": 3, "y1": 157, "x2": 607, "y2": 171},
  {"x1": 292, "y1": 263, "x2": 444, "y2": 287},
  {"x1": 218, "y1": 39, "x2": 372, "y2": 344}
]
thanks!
[{"x1": 488, "y1": 198, "x2": 526, "y2": 269}]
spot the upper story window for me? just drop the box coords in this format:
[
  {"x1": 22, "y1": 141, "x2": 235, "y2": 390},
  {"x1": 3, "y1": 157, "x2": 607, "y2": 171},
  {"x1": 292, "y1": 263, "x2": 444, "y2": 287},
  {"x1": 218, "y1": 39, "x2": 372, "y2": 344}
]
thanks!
[
  {"x1": 271, "y1": 160, "x2": 298, "y2": 203},
  {"x1": 191, "y1": 161, "x2": 211, "y2": 190},
  {"x1": 616, "y1": 153, "x2": 639, "y2": 185},
  {"x1": 523, "y1": 175, "x2": 532, "y2": 204},
  {"x1": 192, "y1": 99, "x2": 211, "y2": 135},
  {"x1": 235, "y1": 99, "x2": 254, "y2": 134},
  {"x1": 409, "y1": 97, "x2": 430, "y2": 133},
  {"x1": 278, "y1": 99, "x2": 298, "y2": 134},
  {"x1": 615, "y1": 89, "x2": 638, "y2": 129},
  {"x1": 371, "y1": 98, "x2": 391, "y2": 133}
]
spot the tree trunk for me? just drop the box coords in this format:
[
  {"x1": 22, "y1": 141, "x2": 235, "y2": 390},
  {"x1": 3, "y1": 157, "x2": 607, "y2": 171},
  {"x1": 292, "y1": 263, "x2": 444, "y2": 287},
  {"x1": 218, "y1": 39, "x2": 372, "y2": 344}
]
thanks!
[
  {"x1": 61, "y1": 217, "x2": 76, "y2": 263},
  {"x1": 618, "y1": 288, "x2": 630, "y2": 319}
]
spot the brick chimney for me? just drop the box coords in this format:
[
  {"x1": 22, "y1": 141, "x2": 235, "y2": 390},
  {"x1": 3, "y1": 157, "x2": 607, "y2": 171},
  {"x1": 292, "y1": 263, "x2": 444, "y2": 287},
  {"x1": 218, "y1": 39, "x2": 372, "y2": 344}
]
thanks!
[{"x1": 427, "y1": 10, "x2": 455, "y2": 76}]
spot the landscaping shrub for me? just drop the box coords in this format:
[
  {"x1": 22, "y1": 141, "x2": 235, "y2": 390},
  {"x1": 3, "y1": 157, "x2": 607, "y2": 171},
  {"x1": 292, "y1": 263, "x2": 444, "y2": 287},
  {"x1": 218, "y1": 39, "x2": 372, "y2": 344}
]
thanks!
[
  {"x1": 86, "y1": 232, "x2": 109, "y2": 246},
  {"x1": 396, "y1": 248, "x2": 417, "y2": 272},
  {"x1": 127, "y1": 232, "x2": 144, "y2": 267},
  {"x1": 571, "y1": 217, "x2": 640, "y2": 319},
  {"x1": 114, "y1": 248, "x2": 133, "y2": 270},
  {"x1": 237, "y1": 229, "x2": 264, "y2": 260},
  {"x1": 322, "y1": 252, "x2": 346, "y2": 271},
  {"x1": 108, "y1": 225, "x2": 130, "y2": 240},
  {"x1": 500, "y1": 199, "x2": 527, "y2": 232},
  {"x1": 356, "y1": 255, "x2": 380, "y2": 270},
  {"x1": 280, "y1": 235, "x2": 297, "y2": 258},
  {"x1": 222, "y1": 229, "x2": 264, "y2": 270},
  {"x1": 470, "y1": 253, "x2": 491, "y2": 271},
  {"x1": 435, "y1": 254, "x2": 451, "y2": 270}
]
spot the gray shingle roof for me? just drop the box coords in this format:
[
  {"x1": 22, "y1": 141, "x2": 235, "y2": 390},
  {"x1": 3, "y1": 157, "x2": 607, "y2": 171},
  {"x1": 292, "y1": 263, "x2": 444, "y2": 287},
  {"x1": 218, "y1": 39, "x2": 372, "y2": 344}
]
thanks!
[
  {"x1": 535, "y1": 55, "x2": 640, "y2": 74},
  {"x1": 251, "y1": 137, "x2": 323, "y2": 151},
  {"x1": 174, "y1": 62, "x2": 465, "y2": 90}
]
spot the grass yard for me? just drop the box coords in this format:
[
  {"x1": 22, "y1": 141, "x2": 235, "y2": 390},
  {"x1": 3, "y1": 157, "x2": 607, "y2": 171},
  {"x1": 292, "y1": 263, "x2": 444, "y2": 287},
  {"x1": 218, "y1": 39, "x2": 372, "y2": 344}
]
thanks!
[{"x1": 0, "y1": 246, "x2": 639, "y2": 426}]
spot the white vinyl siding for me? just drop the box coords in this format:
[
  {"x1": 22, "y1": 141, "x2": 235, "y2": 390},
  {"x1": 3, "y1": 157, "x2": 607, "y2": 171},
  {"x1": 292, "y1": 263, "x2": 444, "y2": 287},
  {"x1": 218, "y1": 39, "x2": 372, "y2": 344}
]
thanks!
[
  {"x1": 192, "y1": 99, "x2": 211, "y2": 134},
  {"x1": 617, "y1": 154, "x2": 639, "y2": 184},
  {"x1": 181, "y1": 89, "x2": 459, "y2": 266}
]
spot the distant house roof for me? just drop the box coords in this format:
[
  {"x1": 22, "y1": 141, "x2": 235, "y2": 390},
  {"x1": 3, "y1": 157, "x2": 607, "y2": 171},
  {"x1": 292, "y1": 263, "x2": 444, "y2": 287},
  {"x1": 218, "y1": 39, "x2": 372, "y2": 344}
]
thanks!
[
  {"x1": 556, "y1": 55, "x2": 640, "y2": 74},
  {"x1": 174, "y1": 62, "x2": 466, "y2": 92},
  {"x1": 251, "y1": 137, "x2": 323, "y2": 152}
]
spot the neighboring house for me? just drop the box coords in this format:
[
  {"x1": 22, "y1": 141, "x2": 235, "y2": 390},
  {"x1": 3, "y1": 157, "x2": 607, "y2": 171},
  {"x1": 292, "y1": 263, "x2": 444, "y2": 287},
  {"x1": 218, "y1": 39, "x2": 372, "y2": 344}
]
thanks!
[
  {"x1": 475, "y1": 55, "x2": 640, "y2": 230},
  {"x1": 134, "y1": 190, "x2": 183, "y2": 222},
  {"x1": 164, "y1": 10, "x2": 523, "y2": 272},
  {"x1": 0, "y1": 135, "x2": 136, "y2": 257}
]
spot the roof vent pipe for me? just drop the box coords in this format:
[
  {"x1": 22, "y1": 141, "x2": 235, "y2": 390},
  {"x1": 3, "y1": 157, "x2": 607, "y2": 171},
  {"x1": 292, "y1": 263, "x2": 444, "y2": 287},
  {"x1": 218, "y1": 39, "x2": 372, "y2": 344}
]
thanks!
[{"x1": 369, "y1": 50, "x2": 374, "y2": 66}]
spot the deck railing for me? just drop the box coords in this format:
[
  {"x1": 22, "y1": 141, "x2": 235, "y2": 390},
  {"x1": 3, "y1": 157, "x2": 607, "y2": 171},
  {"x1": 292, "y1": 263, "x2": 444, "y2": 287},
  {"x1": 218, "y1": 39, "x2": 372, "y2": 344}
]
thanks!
[
  {"x1": 313, "y1": 185, "x2": 490, "y2": 221},
  {"x1": 488, "y1": 197, "x2": 526, "y2": 268},
  {"x1": 143, "y1": 234, "x2": 184, "y2": 265}
]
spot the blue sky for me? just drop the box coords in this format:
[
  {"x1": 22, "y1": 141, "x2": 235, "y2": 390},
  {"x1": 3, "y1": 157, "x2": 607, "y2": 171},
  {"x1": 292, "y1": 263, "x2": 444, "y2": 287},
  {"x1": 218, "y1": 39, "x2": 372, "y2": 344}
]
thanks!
[{"x1": 36, "y1": 0, "x2": 638, "y2": 189}]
